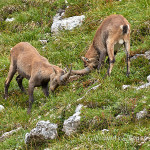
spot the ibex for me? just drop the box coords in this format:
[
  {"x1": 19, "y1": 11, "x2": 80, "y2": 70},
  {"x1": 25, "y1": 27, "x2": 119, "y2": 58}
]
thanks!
[
  {"x1": 72, "y1": 14, "x2": 131, "y2": 76},
  {"x1": 4, "y1": 42, "x2": 72, "y2": 113}
]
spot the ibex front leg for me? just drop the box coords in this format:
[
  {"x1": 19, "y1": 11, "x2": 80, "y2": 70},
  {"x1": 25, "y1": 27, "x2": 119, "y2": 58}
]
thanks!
[
  {"x1": 42, "y1": 83, "x2": 49, "y2": 97},
  {"x1": 27, "y1": 79, "x2": 35, "y2": 114},
  {"x1": 107, "y1": 42, "x2": 115, "y2": 76}
]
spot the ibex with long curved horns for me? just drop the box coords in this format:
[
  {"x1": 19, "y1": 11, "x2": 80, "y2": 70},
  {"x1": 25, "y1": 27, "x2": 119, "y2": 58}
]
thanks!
[
  {"x1": 72, "y1": 14, "x2": 131, "y2": 76},
  {"x1": 4, "y1": 42, "x2": 72, "y2": 113}
]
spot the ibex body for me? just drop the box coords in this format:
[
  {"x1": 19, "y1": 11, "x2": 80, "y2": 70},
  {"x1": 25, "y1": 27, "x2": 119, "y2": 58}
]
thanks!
[
  {"x1": 4, "y1": 42, "x2": 71, "y2": 113},
  {"x1": 79, "y1": 14, "x2": 130, "y2": 76}
]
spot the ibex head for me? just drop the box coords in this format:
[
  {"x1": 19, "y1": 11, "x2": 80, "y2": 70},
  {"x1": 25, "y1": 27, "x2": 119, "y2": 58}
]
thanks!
[
  {"x1": 81, "y1": 57, "x2": 98, "y2": 69},
  {"x1": 50, "y1": 66, "x2": 72, "y2": 92}
]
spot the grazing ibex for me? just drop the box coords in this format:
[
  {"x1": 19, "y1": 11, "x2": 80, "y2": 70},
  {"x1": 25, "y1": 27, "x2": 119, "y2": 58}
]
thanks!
[
  {"x1": 4, "y1": 42, "x2": 72, "y2": 113},
  {"x1": 72, "y1": 14, "x2": 131, "y2": 76}
]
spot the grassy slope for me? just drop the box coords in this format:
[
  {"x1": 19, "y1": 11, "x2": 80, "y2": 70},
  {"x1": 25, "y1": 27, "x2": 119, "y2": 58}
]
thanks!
[{"x1": 0, "y1": 0, "x2": 150, "y2": 149}]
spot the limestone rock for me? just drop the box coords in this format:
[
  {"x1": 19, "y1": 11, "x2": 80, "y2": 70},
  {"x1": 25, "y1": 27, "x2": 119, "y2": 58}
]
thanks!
[
  {"x1": 147, "y1": 75, "x2": 150, "y2": 83},
  {"x1": 136, "y1": 108, "x2": 147, "y2": 120},
  {"x1": 130, "y1": 50, "x2": 150, "y2": 61},
  {"x1": 5, "y1": 18, "x2": 14, "y2": 22},
  {"x1": 122, "y1": 85, "x2": 131, "y2": 90},
  {"x1": 0, "y1": 127, "x2": 22, "y2": 142},
  {"x1": 0, "y1": 105, "x2": 4, "y2": 112},
  {"x1": 115, "y1": 115, "x2": 124, "y2": 119},
  {"x1": 136, "y1": 82, "x2": 150, "y2": 90},
  {"x1": 51, "y1": 14, "x2": 85, "y2": 33},
  {"x1": 62, "y1": 104, "x2": 83, "y2": 136},
  {"x1": 25, "y1": 120, "x2": 58, "y2": 144}
]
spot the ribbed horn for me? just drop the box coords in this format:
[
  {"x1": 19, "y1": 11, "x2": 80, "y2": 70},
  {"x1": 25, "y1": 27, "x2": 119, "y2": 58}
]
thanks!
[
  {"x1": 71, "y1": 67, "x2": 91, "y2": 75},
  {"x1": 60, "y1": 65, "x2": 72, "y2": 82}
]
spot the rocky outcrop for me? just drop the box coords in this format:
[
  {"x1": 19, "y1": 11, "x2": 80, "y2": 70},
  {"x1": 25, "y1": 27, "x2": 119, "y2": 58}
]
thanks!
[
  {"x1": 62, "y1": 104, "x2": 83, "y2": 136},
  {"x1": 25, "y1": 121, "x2": 58, "y2": 144},
  {"x1": 51, "y1": 14, "x2": 85, "y2": 33}
]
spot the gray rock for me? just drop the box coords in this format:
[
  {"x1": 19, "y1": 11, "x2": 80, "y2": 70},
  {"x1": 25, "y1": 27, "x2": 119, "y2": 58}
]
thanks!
[
  {"x1": 145, "y1": 50, "x2": 150, "y2": 60},
  {"x1": 136, "y1": 82, "x2": 150, "y2": 90},
  {"x1": 115, "y1": 115, "x2": 124, "y2": 119},
  {"x1": 75, "y1": 104, "x2": 83, "y2": 113},
  {"x1": 0, "y1": 127, "x2": 22, "y2": 142},
  {"x1": 122, "y1": 85, "x2": 131, "y2": 90},
  {"x1": 0, "y1": 105, "x2": 4, "y2": 112},
  {"x1": 101, "y1": 129, "x2": 109, "y2": 133},
  {"x1": 130, "y1": 50, "x2": 150, "y2": 61},
  {"x1": 51, "y1": 15, "x2": 85, "y2": 33},
  {"x1": 62, "y1": 104, "x2": 83, "y2": 136},
  {"x1": 25, "y1": 120, "x2": 58, "y2": 144},
  {"x1": 136, "y1": 108, "x2": 147, "y2": 120},
  {"x1": 147, "y1": 75, "x2": 150, "y2": 83},
  {"x1": 39, "y1": 40, "x2": 48, "y2": 45},
  {"x1": 5, "y1": 18, "x2": 15, "y2": 22}
]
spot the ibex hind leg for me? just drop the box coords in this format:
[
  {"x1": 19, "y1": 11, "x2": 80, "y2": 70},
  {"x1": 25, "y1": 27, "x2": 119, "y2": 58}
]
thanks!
[
  {"x1": 27, "y1": 79, "x2": 35, "y2": 114},
  {"x1": 4, "y1": 62, "x2": 17, "y2": 99},
  {"x1": 97, "y1": 51, "x2": 106, "y2": 71},
  {"x1": 124, "y1": 41, "x2": 130, "y2": 77},
  {"x1": 16, "y1": 75, "x2": 26, "y2": 93}
]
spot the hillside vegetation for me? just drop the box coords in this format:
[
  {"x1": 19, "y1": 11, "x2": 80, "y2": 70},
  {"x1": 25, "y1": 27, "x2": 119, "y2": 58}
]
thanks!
[{"x1": 0, "y1": 0, "x2": 150, "y2": 149}]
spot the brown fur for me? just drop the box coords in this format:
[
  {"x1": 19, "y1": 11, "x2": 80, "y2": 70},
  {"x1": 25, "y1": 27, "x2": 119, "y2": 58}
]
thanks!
[
  {"x1": 82, "y1": 14, "x2": 130, "y2": 76},
  {"x1": 4, "y1": 42, "x2": 71, "y2": 113}
]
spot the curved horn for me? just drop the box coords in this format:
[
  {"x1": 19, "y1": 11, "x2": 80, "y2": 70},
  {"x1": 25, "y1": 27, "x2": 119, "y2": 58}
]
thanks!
[
  {"x1": 52, "y1": 67, "x2": 57, "y2": 74},
  {"x1": 60, "y1": 65, "x2": 72, "y2": 82},
  {"x1": 71, "y1": 67, "x2": 91, "y2": 75}
]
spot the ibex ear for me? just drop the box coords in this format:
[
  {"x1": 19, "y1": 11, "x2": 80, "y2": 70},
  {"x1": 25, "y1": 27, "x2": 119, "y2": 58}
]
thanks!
[
  {"x1": 52, "y1": 67, "x2": 57, "y2": 74},
  {"x1": 81, "y1": 57, "x2": 89, "y2": 63}
]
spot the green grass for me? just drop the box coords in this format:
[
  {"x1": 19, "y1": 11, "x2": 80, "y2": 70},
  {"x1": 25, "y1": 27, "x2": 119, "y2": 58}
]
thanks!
[{"x1": 0, "y1": 0, "x2": 150, "y2": 149}]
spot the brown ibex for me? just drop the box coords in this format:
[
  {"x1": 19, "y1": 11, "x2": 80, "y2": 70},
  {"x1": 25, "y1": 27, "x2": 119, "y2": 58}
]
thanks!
[
  {"x1": 4, "y1": 42, "x2": 72, "y2": 113},
  {"x1": 72, "y1": 14, "x2": 131, "y2": 76}
]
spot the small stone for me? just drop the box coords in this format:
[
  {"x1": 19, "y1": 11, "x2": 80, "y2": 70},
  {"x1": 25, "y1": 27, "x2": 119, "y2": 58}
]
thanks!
[
  {"x1": 136, "y1": 82, "x2": 150, "y2": 90},
  {"x1": 39, "y1": 40, "x2": 48, "y2": 45},
  {"x1": 122, "y1": 85, "x2": 131, "y2": 90},
  {"x1": 147, "y1": 75, "x2": 150, "y2": 83},
  {"x1": 101, "y1": 129, "x2": 109, "y2": 133},
  {"x1": 115, "y1": 115, "x2": 123, "y2": 119},
  {"x1": 136, "y1": 108, "x2": 147, "y2": 120},
  {"x1": 5, "y1": 18, "x2": 15, "y2": 22},
  {"x1": 0, "y1": 105, "x2": 4, "y2": 112}
]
